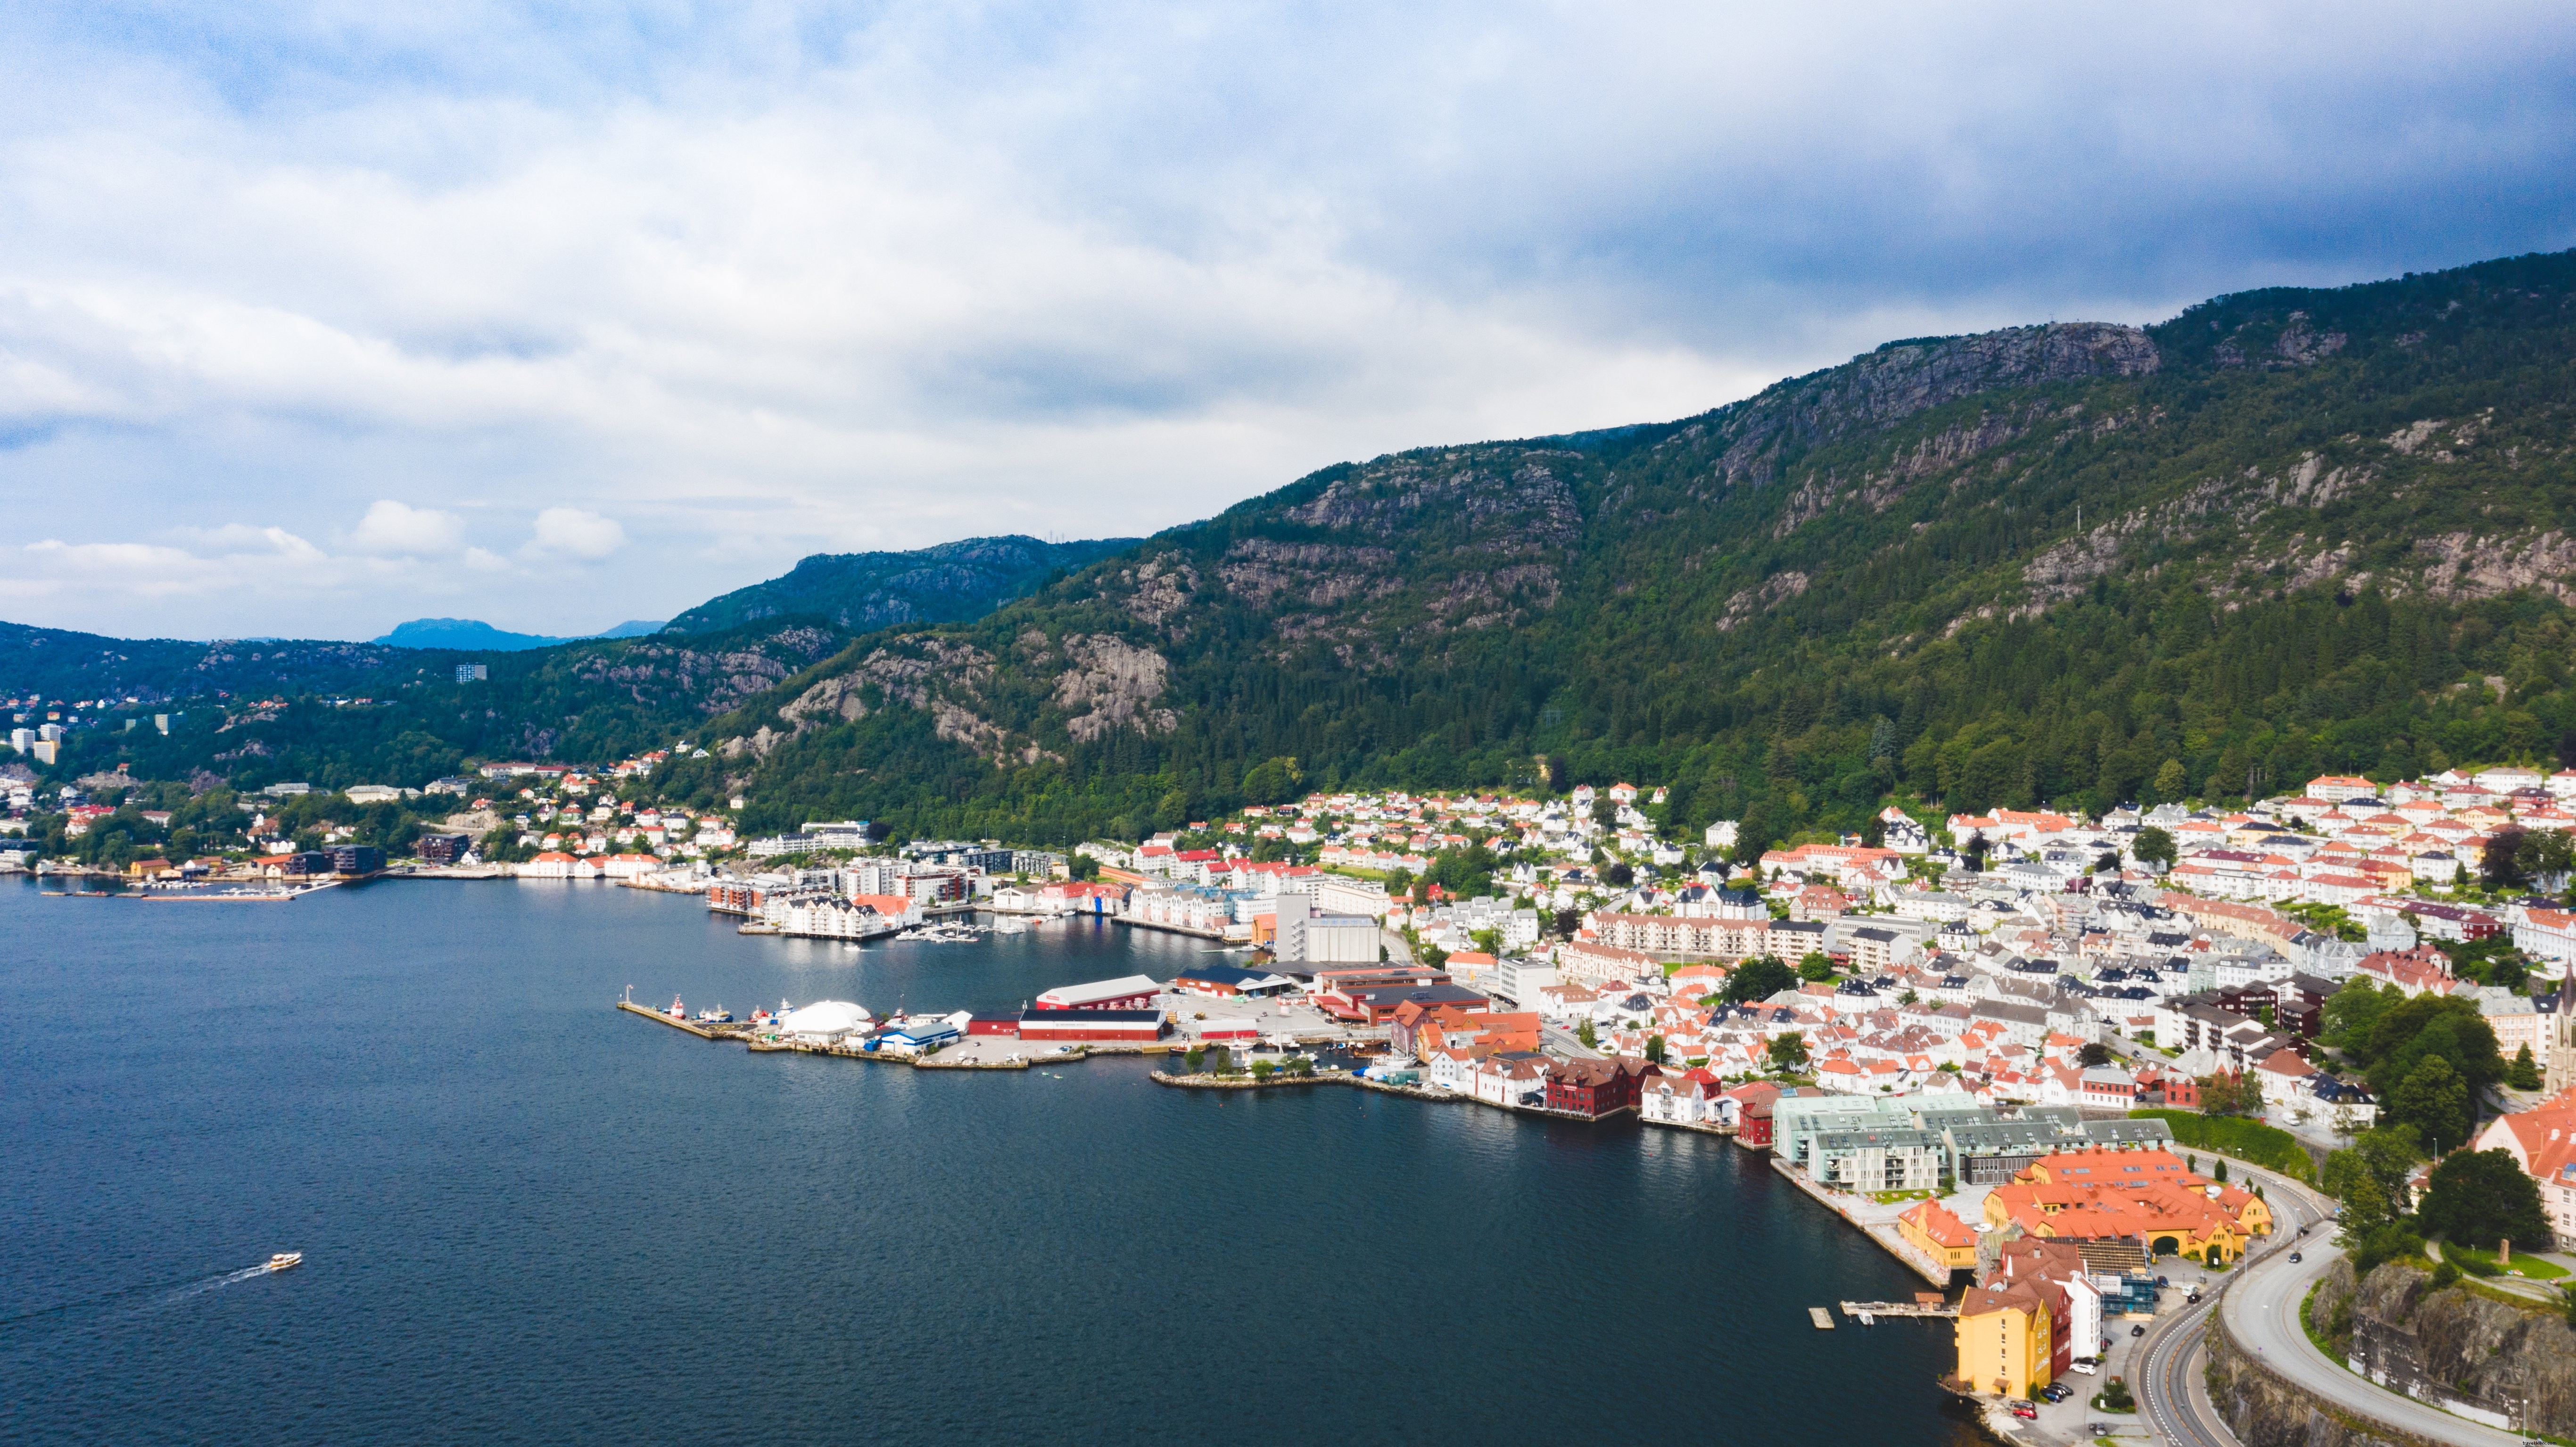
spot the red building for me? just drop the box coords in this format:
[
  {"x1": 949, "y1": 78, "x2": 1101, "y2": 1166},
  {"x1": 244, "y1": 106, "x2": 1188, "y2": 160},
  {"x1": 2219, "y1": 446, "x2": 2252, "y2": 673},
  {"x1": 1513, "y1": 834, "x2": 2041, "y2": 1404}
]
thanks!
[
  {"x1": 1544, "y1": 1057, "x2": 1659, "y2": 1118},
  {"x1": 1723, "y1": 1081, "x2": 1784, "y2": 1146}
]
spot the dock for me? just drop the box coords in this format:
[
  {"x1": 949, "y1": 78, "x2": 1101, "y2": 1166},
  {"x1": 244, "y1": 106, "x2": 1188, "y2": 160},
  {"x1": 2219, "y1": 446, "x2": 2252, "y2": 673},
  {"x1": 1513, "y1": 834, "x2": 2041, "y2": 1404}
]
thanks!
[
  {"x1": 616, "y1": 999, "x2": 740, "y2": 1039},
  {"x1": 1808, "y1": 1307, "x2": 1834, "y2": 1330},
  {"x1": 1841, "y1": 1299, "x2": 1955, "y2": 1323}
]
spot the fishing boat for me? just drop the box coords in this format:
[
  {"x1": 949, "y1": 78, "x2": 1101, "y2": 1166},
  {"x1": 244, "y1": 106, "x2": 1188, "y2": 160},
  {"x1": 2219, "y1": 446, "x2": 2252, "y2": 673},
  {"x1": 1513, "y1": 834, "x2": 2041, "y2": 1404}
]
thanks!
[
  {"x1": 665, "y1": 995, "x2": 687, "y2": 1019},
  {"x1": 696, "y1": 1004, "x2": 734, "y2": 1023},
  {"x1": 267, "y1": 1252, "x2": 302, "y2": 1270}
]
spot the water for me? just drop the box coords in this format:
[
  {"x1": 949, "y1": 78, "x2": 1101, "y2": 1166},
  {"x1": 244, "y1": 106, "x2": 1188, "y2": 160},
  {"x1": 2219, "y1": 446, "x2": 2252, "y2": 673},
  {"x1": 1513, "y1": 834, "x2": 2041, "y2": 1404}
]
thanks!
[{"x1": 0, "y1": 880, "x2": 1982, "y2": 1444}]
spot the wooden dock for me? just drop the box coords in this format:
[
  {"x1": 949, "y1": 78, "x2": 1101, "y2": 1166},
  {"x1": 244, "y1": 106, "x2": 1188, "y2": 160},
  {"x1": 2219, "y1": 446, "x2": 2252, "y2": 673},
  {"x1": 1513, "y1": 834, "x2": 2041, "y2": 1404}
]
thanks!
[
  {"x1": 1808, "y1": 1307, "x2": 1834, "y2": 1330},
  {"x1": 1840, "y1": 1299, "x2": 1956, "y2": 1323}
]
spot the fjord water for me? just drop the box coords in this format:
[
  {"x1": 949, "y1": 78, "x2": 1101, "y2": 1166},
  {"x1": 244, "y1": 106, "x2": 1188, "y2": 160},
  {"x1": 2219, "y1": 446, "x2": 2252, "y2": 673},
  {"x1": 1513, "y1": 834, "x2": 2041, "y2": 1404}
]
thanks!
[{"x1": 0, "y1": 881, "x2": 1973, "y2": 1445}]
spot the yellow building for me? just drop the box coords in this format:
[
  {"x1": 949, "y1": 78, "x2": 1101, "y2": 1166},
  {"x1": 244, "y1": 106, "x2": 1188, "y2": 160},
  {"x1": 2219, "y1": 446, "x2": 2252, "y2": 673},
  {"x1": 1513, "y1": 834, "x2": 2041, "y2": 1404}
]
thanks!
[
  {"x1": 1956, "y1": 1277, "x2": 2056, "y2": 1398},
  {"x1": 1899, "y1": 1198, "x2": 1981, "y2": 1271}
]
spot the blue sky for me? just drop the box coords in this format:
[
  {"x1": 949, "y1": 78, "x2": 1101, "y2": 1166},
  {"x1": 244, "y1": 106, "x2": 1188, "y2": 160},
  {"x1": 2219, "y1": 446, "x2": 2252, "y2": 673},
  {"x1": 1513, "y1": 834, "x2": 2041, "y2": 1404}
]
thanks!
[{"x1": 1, "y1": 1, "x2": 2572, "y2": 639}]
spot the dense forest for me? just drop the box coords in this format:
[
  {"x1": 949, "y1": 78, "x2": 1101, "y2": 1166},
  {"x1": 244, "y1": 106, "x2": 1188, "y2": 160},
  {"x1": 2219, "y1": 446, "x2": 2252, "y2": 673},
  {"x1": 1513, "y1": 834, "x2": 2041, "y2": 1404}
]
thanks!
[
  {"x1": 17, "y1": 249, "x2": 2576, "y2": 855},
  {"x1": 660, "y1": 250, "x2": 2576, "y2": 850}
]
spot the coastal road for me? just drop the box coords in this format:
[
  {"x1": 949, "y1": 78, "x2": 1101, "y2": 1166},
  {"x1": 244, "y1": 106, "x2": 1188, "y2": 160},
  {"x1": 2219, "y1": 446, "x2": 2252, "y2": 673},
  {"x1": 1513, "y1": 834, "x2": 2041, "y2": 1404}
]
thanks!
[
  {"x1": 2132, "y1": 1158, "x2": 2526, "y2": 1447},
  {"x1": 2130, "y1": 1160, "x2": 2330, "y2": 1447},
  {"x1": 2221, "y1": 1222, "x2": 2526, "y2": 1446}
]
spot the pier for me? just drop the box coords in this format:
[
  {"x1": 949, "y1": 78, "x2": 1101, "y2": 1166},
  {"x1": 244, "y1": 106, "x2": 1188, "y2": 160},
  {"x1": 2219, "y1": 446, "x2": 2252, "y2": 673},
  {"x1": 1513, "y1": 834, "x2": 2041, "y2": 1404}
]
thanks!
[
  {"x1": 1808, "y1": 1307, "x2": 1834, "y2": 1330},
  {"x1": 1840, "y1": 1299, "x2": 1955, "y2": 1323},
  {"x1": 616, "y1": 999, "x2": 748, "y2": 1040}
]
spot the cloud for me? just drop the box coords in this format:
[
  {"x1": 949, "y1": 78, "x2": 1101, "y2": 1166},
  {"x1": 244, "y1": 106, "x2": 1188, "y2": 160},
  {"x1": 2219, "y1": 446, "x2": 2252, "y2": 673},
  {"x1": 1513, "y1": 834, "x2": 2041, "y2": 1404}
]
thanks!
[
  {"x1": 525, "y1": 507, "x2": 625, "y2": 560},
  {"x1": 0, "y1": 1, "x2": 2571, "y2": 639},
  {"x1": 347, "y1": 499, "x2": 466, "y2": 555}
]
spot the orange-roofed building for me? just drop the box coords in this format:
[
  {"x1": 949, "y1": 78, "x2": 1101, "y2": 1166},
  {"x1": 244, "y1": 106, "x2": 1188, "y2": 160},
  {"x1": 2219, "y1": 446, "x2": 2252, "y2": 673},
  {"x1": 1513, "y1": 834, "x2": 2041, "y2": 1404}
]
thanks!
[{"x1": 1899, "y1": 1198, "x2": 1981, "y2": 1271}]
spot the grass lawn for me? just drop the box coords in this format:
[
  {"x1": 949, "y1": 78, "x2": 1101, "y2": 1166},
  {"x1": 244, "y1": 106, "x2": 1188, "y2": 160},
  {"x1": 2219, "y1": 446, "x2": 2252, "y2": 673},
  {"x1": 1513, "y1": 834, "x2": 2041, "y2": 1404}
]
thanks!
[
  {"x1": 2448, "y1": 1245, "x2": 2568, "y2": 1280},
  {"x1": 1869, "y1": 1189, "x2": 1935, "y2": 1205}
]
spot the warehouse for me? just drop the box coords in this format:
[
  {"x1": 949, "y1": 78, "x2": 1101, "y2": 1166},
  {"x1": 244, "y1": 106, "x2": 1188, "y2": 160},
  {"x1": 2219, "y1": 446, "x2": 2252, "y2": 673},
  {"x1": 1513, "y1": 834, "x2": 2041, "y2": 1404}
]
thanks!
[
  {"x1": 1016, "y1": 1009, "x2": 1165, "y2": 1042},
  {"x1": 1033, "y1": 975, "x2": 1162, "y2": 1011},
  {"x1": 1170, "y1": 963, "x2": 1296, "y2": 998}
]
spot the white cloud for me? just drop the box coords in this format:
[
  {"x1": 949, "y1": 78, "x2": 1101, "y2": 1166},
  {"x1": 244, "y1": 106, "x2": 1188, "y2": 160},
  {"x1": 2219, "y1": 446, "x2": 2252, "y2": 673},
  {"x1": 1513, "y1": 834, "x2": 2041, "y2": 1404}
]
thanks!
[
  {"x1": 0, "y1": 1, "x2": 2569, "y2": 639},
  {"x1": 525, "y1": 507, "x2": 625, "y2": 560},
  {"x1": 347, "y1": 499, "x2": 466, "y2": 555}
]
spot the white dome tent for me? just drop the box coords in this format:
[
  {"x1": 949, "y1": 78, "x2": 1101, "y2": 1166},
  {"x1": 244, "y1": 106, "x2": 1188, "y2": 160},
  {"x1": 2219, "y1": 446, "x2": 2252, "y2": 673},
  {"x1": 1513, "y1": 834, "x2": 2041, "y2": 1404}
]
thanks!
[{"x1": 777, "y1": 1000, "x2": 873, "y2": 1041}]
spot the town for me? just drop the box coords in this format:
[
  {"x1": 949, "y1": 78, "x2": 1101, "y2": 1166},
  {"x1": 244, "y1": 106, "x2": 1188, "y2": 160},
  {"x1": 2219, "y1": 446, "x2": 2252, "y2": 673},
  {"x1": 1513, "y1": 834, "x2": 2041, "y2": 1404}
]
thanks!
[{"x1": 18, "y1": 722, "x2": 2576, "y2": 1438}]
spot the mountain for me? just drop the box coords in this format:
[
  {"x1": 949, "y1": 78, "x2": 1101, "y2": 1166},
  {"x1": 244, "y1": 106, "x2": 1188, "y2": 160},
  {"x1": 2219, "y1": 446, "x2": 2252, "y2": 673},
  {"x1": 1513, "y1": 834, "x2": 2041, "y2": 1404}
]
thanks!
[
  {"x1": 645, "y1": 247, "x2": 2576, "y2": 851},
  {"x1": 371, "y1": 618, "x2": 670, "y2": 650},
  {"x1": 374, "y1": 618, "x2": 577, "y2": 651},
  {"x1": 665, "y1": 535, "x2": 1136, "y2": 634},
  {"x1": 17, "y1": 247, "x2": 2576, "y2": 847}
]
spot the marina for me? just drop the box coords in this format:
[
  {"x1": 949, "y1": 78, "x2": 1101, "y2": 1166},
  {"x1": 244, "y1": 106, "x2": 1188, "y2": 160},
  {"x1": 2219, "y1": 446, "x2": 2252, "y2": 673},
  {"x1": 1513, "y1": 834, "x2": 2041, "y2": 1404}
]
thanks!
[{"x1": 2, "y1": 877, "x2": 1972, "y2": 1447}]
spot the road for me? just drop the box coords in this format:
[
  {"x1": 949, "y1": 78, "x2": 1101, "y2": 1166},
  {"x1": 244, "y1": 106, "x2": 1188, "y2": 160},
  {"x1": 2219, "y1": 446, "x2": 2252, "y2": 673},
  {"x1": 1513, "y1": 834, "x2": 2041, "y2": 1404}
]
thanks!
[
  {"x1": 1540, "y1": 1022, "x2": 1603, "y2": 1060},
  {"x1": 2130, "y1": 1156, "x2": 2527, "y2": 1447},
  {"x1": 2221, "y1": 1218, "x2": 2527, "y2": 1446}
]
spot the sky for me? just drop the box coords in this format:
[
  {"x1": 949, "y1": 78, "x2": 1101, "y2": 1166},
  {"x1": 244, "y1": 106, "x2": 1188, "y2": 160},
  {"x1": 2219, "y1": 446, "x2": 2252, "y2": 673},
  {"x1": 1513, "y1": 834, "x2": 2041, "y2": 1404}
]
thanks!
[{"x1": 1, "y1": 2, "x2": 2572, "y2": 641}]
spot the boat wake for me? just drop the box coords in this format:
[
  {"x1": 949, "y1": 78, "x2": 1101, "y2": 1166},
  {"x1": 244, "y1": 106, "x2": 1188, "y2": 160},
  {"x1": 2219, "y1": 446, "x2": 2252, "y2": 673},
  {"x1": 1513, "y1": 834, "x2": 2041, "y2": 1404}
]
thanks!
[
  {"x1": 159, "y1": 1264, "x2": 284, "y2": 1304},
  {"x1": 0, "y1": 1259, "x2": 289, "y2": 1333}
]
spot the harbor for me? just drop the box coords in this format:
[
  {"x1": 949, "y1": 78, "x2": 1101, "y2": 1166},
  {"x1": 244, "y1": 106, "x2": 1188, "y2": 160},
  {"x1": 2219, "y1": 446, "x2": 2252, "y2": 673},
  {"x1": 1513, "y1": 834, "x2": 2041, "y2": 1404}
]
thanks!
[{"x1": 7, "y1": 874, "x2": 1967, "y2": 1447}]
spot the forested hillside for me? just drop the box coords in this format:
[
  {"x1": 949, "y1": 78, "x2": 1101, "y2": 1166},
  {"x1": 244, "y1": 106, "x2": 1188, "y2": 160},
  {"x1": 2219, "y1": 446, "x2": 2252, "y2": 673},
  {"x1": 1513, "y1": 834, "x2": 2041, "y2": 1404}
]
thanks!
[
  {"x1": 17, "y1": 249, "x2": 2576, "y2": 850},
  {"x1": 665, "y1": 535, "x2": 1133, "y2": 633},
  {"x1": 649, "y1": 249, "x2": 2576, "y2": 852}
]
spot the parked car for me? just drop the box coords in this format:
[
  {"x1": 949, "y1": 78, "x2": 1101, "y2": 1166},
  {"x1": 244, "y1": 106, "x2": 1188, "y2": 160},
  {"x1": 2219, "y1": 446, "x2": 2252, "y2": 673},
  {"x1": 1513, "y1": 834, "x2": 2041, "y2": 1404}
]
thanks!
[
  {"x1": 2131, "y1": 1324, "x2": 2147, "y2": 1337},
  {"x1": 2155, "y1": 1275, "x2": 2170, "y2": 1286},
  {"x1": 2070, "y1": 1359, "x2": 2099, "y2": 1376},
  {"x1": 2009, "y1": 1403, "x2": 2038, "y2": 1420}
]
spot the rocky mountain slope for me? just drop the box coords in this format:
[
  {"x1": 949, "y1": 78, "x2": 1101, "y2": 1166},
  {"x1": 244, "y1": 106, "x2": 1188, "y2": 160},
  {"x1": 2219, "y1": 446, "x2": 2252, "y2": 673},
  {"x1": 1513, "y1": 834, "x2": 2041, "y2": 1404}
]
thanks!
[
  {"x1": 662, "y1": 248, "x2": 2576, "y2": 845},
  {"x1": 17, "y1": 248, "x2": 2576, "y2": 836}
]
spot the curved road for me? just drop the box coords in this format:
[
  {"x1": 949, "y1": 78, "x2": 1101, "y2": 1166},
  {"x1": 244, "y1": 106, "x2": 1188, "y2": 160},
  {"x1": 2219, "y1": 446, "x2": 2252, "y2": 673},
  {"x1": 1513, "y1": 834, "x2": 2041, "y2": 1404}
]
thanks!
[{"x1": 2131, "y1": 1158, "x2": 2526, "y2": 1447}]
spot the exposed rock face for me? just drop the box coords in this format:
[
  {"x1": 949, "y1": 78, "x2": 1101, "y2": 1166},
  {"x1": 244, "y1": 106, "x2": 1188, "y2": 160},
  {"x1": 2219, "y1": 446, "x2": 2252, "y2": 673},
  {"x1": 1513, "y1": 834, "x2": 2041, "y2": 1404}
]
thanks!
[
  {"x1": 2217, "y1": 309, "x2": 2350, "y2": 369},
  {"x1": 572, "y1": 625, "x2": 840, "y2": 715},
  {"x1": 2205, "y1": 1306, "x2": 2429, "y2": 1447},
  {"x1": 1695, "y1": 322, "x2": 2159, "y2": 487},
  {"x1": 1051, "y1": 634, "x2": 1178, "y2": 742},
  {"x1": 2255, "y1": 1260, "x2": 2576, "y2": 1437},
  {"x1": 773, "y1": 638, "x2": 1019, "y2": 759},
  {"x1": 1287, "y1": 450, "x2": 1583, "y2": 551},
  {"x1": 1217, "y1": 540, "x2": 1399, "y2": 610},
  {"x1": 2412, "y1": 531, "x2": 2576, "y2": 603},
  {"x1": 1716, "y1": 572, "x2": 1810, "y2": 632}
]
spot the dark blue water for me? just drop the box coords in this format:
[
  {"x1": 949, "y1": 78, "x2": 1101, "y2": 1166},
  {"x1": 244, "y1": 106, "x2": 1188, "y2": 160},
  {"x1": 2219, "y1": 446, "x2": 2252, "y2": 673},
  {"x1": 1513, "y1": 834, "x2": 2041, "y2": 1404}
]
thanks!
[{"x1": 0, "y1": 879, "x2": 1978, "y2": 1444}]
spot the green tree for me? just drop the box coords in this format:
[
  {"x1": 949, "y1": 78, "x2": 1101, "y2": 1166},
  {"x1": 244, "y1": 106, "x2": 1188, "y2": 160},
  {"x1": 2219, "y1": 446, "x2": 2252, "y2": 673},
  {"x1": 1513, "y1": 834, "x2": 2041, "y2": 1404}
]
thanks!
[
  {"x1": 2484, "y1": 826, "x2": 2529, "y2": 890},
  {"x1": 1238, "y1": 756, "x2": 1304, "y2": 806},
  {"x1": 2152, "y1": 759, "x2": 2188, "y2": 804},
  {"x1": 2510, "y1": 1044, "x2": 2545, "y2": 1091},
  {"x1": 1725, "y1": 955, "x2": 1795, "y2": 1004},
  {"x1": 2132, "y1": 826, "x2": 2177, "y2": 871},
  {"x1": 2322, "y1": 978, "x2": 2398, "y2": 1052},
  {"x1": 1645, "y1": 1035, "x2": 1666, "y2": 1064},
  {"x1": 2389, "y1": 1055, "x2": 2471, "y2": 1153},
  {"x1": 1796, "y1": 951, "x2": 1836, "y2": 982},
  {"x1": 1577, "y1": 1018, "x2": 1597, "y2": 1049},
  {"x1": 2363, "y1": 995, "x2": 2504, "y2": 1098},
  {"x1": 1768, "y1": 1031, "x2": 1810, "y2": 1073},
  {"x1": 2417, "y1": 1149, "x2": 2551, "y2": 1250}
]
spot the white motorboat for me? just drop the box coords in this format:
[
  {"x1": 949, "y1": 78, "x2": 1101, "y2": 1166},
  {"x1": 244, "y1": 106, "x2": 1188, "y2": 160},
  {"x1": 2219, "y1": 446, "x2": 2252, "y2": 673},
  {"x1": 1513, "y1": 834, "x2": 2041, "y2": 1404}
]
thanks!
[{"x1": 267, "y1": 1252, "x2": 302, "y2": 1270}]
